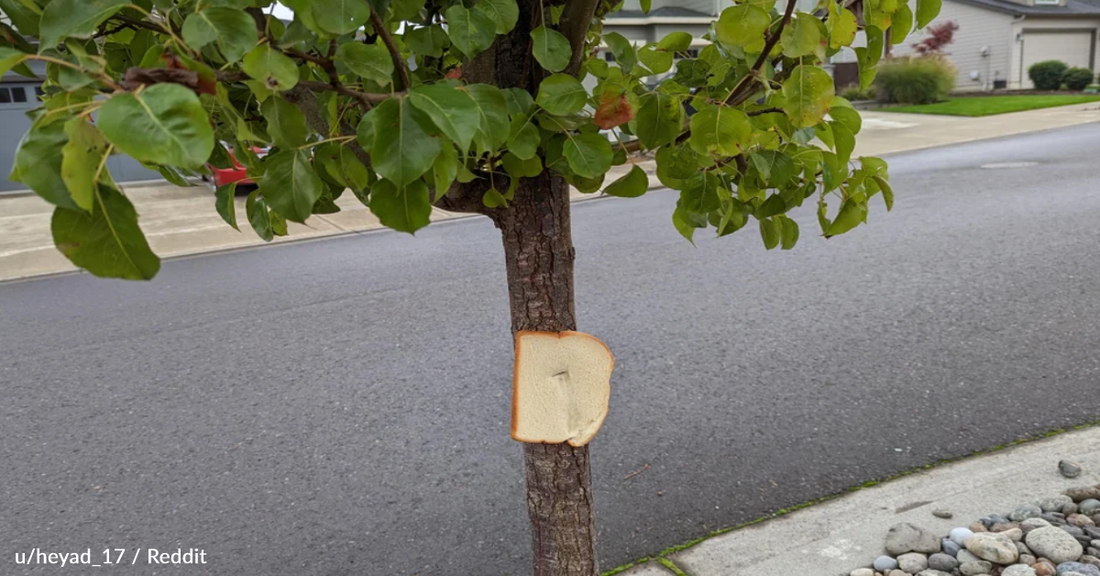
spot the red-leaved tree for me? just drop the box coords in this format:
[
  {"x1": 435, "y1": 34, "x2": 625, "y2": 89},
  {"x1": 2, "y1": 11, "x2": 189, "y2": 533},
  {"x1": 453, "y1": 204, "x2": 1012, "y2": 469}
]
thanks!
[{"x1": 912, "y1": 21, "x2": 959, "y2": 55}]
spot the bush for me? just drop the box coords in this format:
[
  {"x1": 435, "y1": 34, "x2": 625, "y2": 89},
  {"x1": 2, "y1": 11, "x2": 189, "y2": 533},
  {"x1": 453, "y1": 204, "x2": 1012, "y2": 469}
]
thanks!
[
  {"x1": 1028, "y1": 60, "x2": 1068, "y2": 90},
  {"x1": 1062, "y1": 67, "x2": 1094, "y2": 91},
  {"x1": 874, "y1": 56, "x2": 956, "y2": 104},
  {"x1": 839, "y1": 85, "x2": 879, "y2": 101}
]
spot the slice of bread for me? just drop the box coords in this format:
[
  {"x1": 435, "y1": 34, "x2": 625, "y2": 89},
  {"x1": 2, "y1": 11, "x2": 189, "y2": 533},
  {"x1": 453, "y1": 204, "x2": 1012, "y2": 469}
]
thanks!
[{"x1": 511, "y1": 331, "x2": 614, "y2": 447}]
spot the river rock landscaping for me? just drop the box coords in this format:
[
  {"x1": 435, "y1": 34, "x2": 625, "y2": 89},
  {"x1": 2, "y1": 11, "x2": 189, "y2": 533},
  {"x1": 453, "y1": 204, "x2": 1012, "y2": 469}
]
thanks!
[{"x1": 849, "y1": 483, "x2": 1100, "y2": 576}]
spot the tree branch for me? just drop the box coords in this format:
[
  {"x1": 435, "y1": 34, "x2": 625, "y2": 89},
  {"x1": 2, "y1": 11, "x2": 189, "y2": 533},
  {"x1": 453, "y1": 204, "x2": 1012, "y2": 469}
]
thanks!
[
  {"x1": 370, "y1": 9, "x2": 410, "y2": 91},
  {"x1": 558, "y1": 0, "x2": 602, "y2": 76},
  {"x1": 724, "y1": 0, "x2": 798, "y2": 106}
]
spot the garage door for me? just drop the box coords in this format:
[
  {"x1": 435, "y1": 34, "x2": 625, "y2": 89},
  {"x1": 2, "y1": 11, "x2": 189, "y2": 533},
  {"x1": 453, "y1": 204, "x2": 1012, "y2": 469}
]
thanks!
[
  {"x1": 0, "y1": 83, "x2": 162, "y2": 193},
  {"x1": 1022, "y1": 30, "x2": 1094, "y2": 89}
]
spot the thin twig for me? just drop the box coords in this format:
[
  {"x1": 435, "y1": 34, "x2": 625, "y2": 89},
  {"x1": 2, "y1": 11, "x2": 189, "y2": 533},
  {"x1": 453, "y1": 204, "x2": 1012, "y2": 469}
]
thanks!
[
  {"x1": 724, "y1": 0, "x2": 798, "y2": 106},
  {"x1": 369, "y1": 9, "x2": 410, "y2": 91},
  {"x1": 622, "y1": 463, "x2": 650, "y2": 481}
]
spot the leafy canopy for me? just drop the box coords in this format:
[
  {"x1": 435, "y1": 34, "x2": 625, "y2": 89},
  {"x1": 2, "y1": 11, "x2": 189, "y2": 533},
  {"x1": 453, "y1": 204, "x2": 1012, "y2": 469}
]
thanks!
[{"x1": 1, "y1": 0, "x2": 934, "y2": 279}]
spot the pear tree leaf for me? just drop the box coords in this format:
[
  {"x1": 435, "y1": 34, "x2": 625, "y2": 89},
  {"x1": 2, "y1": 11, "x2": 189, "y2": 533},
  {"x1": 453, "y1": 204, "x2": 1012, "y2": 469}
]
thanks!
[
  {"x1": 98, "y1": 83, "x2": 215, "y2": 170},
  {"x1": 52, "y1": 185, "x2": 160, "y2": 280},
  {"x1": 603, "y1": 165, "x2": 649, "y2": 198}
]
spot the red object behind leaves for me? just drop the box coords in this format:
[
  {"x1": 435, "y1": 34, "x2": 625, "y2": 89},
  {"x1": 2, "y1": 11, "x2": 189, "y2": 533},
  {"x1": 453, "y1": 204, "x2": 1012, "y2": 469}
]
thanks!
[
  {"x1": 912, "y1": 21, "x2": 958, "y2": 56},
  {"x1": 594, "y1": 93, "x2": 634, "y2": 129},
  {"x1": 446, "y1": 66, "x2": 463, "y2": 80}
]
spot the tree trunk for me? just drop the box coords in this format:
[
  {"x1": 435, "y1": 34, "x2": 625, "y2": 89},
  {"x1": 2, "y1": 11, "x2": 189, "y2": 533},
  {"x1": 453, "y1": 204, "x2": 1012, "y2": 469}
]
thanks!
[{"x1": 492, "y1": 172, "x2": 599, "y2": 576}]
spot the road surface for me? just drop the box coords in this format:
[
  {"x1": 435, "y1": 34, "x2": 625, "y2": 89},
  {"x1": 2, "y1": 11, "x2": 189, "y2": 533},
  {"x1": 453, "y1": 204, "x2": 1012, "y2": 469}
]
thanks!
[{"x1": 3, "y1": 125, "x2": 1100, "y2": 575}]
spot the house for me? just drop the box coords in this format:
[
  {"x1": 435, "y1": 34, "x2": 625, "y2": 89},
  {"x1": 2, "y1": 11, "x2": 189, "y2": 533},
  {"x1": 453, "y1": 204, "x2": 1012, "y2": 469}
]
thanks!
[
  {"x1": 890, "y1": 0, "x2": 1100, "y2": 90},
  {"x1": 0, "y1": 62, "x2": 160, "y2": 192},
  {"x1": 602, "y1": 0, "x2": 819, "y2": 59}
]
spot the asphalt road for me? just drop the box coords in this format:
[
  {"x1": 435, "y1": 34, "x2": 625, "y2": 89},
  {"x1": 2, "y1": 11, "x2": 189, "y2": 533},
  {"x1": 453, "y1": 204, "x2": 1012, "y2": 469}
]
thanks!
[{"x1": 3, "y1": 125, "x2": 1100, "y2": 576}]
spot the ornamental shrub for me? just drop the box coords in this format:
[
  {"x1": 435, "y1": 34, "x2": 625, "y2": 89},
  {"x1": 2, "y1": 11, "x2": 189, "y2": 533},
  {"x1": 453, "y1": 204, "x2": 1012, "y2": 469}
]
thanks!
[
  {"x1": 1029, "y1": 60, "x2": 1069, "y2": 90},
  {"x1": 875, "y1": 56, "x2": 957, "y2": 104},
  {"x1": 1062, "y1": 67, "x2": 1094, "y2": 91}
]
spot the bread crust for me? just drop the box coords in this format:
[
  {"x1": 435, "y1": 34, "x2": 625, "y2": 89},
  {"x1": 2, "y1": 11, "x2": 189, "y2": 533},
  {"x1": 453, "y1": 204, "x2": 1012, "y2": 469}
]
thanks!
[{"x1": 511, "y1": 330, "x2": 614, "y2": 446}]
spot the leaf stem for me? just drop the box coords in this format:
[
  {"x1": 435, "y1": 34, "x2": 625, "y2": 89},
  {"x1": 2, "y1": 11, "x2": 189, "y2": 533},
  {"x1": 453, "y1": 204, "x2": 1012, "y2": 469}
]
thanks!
[{"x1": 297, "y1": 135, "x2": 356, "y2": 150}]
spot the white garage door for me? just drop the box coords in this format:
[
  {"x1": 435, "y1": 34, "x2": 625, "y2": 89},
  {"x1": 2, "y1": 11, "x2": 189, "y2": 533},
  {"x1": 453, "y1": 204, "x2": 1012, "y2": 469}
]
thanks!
[{"x1": 1022, "y1": 30, "x2": 1093, "y2": 88}]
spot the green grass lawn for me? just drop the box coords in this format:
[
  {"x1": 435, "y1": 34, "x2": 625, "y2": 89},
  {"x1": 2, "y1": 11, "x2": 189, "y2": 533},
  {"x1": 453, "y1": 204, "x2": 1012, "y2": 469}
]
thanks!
[{"x1": 883, "y1": 94, "x2": 1100, "y2": 116}]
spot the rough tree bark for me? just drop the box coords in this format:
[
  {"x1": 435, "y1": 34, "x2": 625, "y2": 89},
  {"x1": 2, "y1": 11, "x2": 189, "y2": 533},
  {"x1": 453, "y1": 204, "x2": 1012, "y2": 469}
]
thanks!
[
  {"x1": 491, "y1": 172, "x2": 598, "y2": 576},
  {"x1": 462, "y1": 0, "x2": 602, "y2": 572}
]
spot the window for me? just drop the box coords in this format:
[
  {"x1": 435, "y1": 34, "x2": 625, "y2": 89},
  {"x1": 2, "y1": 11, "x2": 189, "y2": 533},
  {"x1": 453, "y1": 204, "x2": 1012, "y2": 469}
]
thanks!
[
  {"x1": 0, "y1": 86, "x2": 28, "y2": 104},
  {"x1": 604, "y1": 51, "x2": 616, "y2": 62}
]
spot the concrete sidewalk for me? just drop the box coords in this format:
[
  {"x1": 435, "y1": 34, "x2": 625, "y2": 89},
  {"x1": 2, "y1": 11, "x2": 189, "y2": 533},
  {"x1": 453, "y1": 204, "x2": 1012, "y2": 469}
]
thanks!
[
  {"x1": 618, "y1": 425, "x2": 1100, "y2": 576},
  {"x1": 2, "y1": 101, "x2": 1099, "y2": 282}
]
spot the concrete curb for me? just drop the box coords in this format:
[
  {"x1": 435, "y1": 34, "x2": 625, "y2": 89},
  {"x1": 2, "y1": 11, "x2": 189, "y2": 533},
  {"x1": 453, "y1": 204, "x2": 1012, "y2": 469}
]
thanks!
[{"x1": 613, "y1": 424, "x2": 1100, "y2": 576}]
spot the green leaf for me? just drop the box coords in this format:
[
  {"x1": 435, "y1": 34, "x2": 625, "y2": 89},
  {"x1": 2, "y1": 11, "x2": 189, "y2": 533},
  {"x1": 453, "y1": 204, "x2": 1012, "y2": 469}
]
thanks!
[
  {"x1": 52, "y1": 185, "x2": 160, "y2": 280},
  {"x1": 98, "y1": 83, "x2": 214, "y2": 170},
  {"x1": 832, "y1": 121, "x2": 854, "y2": 165},
  {"x1": 432, "y1": 144, "x2": 459, "y2": 198},
  {"x1": 356, "y1": 107, "x2": 376, "y2": 152},
  {"x1": 824, "y1": 200, "x2": 866, "y2": 237},
  {"x1": 778, "y1": 215, "x2": 799, "y2": 250},
  {"x1": 260, "y1": 96, "x2": 310, "y2": 149},
  {"x1": 245, "y1": 189, "x2": 274, "y2": 241},
  {"x1": 640, "y1": 0, "x2": 652, "y2": 12},
  {"x1": 317, "y1": 144, "x2": 369, "y2": 192},
  {"x1": 759, "y1": 218, "x2": 780, "y2": 250},
  {"x1": 60, "y1": 118, "x2": 109, "y2": 212},
  {"x1": 467, "y1": 84, "x2": 510, "y2": 152},
  {"x1": 335, "y1": 41, "x2": 394, "y2": 87},
  {"x1": 536, "y1": 74, "x2": 587, "y2": 115},
  {"x1": 474, "y1": 0, "x2": 518, "y2": 34},
  {"x1": 39, "y1": 0, "x2": 127, "y2": 49},
  {"x1": 827, "y1": 2, "x2": 859, "y2": 49},
  {"x1": 638, "y1": 44, "x2": 674, "y2": 75},
  {"x1": 502, "y1": 152, "x2": 543, "y2": 178},
  {"x1": 481, "y1": 186, "x2": 508, "y2": 208},
  {"x1": 215, "y1": 182, "x2": 240, "y2": 230},
  {"x1": 681, "y1": 171, "x2": 724, "y2": 214},
  {"x1": 689, "y1": 105, "x2": 751, "y2": 156},
  {"x1": 0, "y1": 47, "x2": 29, "y2": 79},
  {"x1": 445, "y1": 4, "x2": 496, "y2": 58},
  {"x1": 634, "y1": 92, "x2": 683, "y2": 149},
  {"x1": 14, "y1": 120, "x2": 78, "y2": 211},
  {"x1": 372, "y1": 97, "x2": 442, "y2": 186},
  {"x1": 531, "y1": 25, "x2": 571, "y2": 73},
  {"x1": 182, "y1": 7, "x2": 257, "y2": 63},
  {"x1": 672, "y1": 201, "x2": 705, "y2": 244},
  {"x1": 781, "y1": 13, "x2": 822, "y2": 58},
  {"x1": 562, "y1": 134, "x2": 612, "y2": 179},
  {"x1": 891, "y1": 2, "x2": 914, "y2": 45},
  {"x1": 829, "y1": 99, "x2": 862, "y2": 134},
  {"x1": 258, "y1": 149, "x2": 323, "y2": 223},
  {"x1": 872, "y1": 175, "x2": 894, "y2": 211},
  {"x1": 503, "y1": 88, "x2": 535, "y2": 116},
  {"x1": 603, "y1": 165, "x2": 648, "y2": 198},
  {"x1": 369, "y1": 178, "x2": 431, "y2": 234},
  {"x1": 603, "y1": 32, "x2": 636, "y2": 74},
  {"x1": 657, "y1": 32, "x2": 692, "y2": 52},
  {"x1": 408, "y1": 84, "x2": 481, "y2": 152},
  {"x1": 311, "y1": 0, "x2": 370, "y2": 34},
  {"x1": 782, "y1": 65, "x2": 835, "y2": 129},
  {"x1": 507, "y1": 116, "x2": 540, "y2": 160},
  {"x1": 242, "y1": 44, "x2": 300, "y2": 92},
  {"x1": 916, "y1": 0, "x2": 941, "y2": 28},
  {"x1": 715, "y1": 5, "x2": 769, "y2": 51},
  {"x1": 405, "y1": 25, "x2": 450, "y2": 58},
  {"x1": 0, "y1": 0, "x2": 40, "y2": 36}
]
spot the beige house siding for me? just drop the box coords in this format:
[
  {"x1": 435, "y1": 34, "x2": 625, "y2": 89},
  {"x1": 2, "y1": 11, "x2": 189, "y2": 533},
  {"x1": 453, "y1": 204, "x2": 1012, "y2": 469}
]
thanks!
[{"x1": 891, "y1": 0, "x2": 1016, "y2": 91}]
